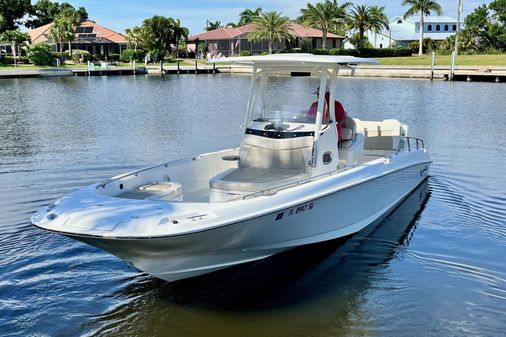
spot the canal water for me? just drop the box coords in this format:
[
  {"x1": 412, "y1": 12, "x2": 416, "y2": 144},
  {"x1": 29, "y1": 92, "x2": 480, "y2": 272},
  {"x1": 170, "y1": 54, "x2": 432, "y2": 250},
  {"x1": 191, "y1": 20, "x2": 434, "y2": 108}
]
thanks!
[{"x1": 0, "y1": 75, "x2": 505, "y2": 336}]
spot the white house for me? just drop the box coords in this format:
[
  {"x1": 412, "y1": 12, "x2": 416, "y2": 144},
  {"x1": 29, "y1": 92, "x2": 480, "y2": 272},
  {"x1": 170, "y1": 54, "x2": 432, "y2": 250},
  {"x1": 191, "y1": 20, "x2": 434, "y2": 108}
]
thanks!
[{"x1": 346, "y1": 16, "x2": 464, "y2": 49}]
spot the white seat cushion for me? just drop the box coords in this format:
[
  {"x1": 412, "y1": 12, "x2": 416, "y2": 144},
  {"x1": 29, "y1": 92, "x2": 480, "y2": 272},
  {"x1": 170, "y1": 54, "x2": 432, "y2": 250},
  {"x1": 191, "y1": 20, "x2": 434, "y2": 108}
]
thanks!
[{"x1": 210, "y1": 168, "x2": 309, "y2": 192}]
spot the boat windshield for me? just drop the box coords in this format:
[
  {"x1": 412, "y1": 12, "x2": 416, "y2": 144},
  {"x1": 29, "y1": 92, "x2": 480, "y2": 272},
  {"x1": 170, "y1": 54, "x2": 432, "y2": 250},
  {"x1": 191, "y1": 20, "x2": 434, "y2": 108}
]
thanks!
[{"x1": 248, "y1": 76, "x2": 326, "y2": 127}]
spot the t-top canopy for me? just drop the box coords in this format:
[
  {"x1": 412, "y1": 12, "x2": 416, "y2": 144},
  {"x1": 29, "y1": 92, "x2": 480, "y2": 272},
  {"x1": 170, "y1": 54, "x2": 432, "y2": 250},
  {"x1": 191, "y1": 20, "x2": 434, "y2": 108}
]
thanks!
[{"x1": 209, "y1": 53, "x2": 380, "y2": 66}]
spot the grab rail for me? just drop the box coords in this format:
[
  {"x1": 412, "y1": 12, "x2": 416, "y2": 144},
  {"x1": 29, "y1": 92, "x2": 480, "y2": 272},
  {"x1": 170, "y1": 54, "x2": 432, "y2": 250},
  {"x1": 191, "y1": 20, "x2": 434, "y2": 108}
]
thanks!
[
  {"x1": 395, "y1": 136, "x2": 425, "y2": 155},
  {"x1": 96, "y1": 155, "x2": 203, "y2": 189}
]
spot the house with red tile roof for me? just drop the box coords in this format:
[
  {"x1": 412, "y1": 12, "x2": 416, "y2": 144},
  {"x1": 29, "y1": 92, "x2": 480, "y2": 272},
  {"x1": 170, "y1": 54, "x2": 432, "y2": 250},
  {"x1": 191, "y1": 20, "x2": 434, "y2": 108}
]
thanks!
[
  {"x1": 188, "y1": 22, "x2": 344, "y2": 57},
  {"x1": 28, "y1": 21, "x2": 127, "y2": 58}
]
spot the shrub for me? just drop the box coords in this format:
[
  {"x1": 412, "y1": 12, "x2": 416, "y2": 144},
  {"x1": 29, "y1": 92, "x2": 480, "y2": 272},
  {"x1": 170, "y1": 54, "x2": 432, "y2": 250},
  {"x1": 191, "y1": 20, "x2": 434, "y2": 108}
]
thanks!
[
  {"x1": 51, "y1": 52, "x2": 67, "y2": 61},
  {"x1": 300, "y1": 38, "x2": 312, "y2": 52},
  {"x1": 328, "y1": 48, "x2": 358, "y2": 56},
  {"x1": 0, "y1": 55, "x2": 30, "y2": 64},
  {"x1": 313, "y1": 48, "x2": 330, "y2": 55},
  {"x1": 67, "y1": 49, "x2": 91, "y2": 62},
  {"x1": 27, "y1": 43, "x2": 53, "y2": 66},
  {"x1": 261, "y1": 51, "x2": 269, "y2": 55},
  {"x1": 109, "y1": 53, "x2": 120, "y2": 61},
  {"x1": 120, "y1": 49, "x2": 146, "y2": 62},
  {"x1": 240, "y1": 50, "x2": 250, "y2": 56},
  {"x1": 409, "y1": 38, "x2": 437, "y2": 54},
  {"x1": 347, "y1": 33, "x2": 374, "y2": 49}
]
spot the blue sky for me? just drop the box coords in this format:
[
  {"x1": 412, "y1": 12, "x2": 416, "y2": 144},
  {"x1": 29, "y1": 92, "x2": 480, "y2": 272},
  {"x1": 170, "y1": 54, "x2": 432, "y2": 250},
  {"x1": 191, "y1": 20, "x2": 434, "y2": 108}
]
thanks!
[{"x1": 60, "y1": 0, "x2": 489, "y2": 35}]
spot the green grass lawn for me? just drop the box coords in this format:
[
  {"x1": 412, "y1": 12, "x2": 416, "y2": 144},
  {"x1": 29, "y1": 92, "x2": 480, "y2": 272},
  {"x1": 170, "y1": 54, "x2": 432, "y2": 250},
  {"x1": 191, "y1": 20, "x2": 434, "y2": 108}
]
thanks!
[
  {"x1": 0, "y1": 62, "x2": 138, "y2": 69},
  {"x1": 3, "y1": 54, "x2": 504, "y2": 70},
  {"x1": 376, "y1": 54, "x2": 506, "y2": 66}
]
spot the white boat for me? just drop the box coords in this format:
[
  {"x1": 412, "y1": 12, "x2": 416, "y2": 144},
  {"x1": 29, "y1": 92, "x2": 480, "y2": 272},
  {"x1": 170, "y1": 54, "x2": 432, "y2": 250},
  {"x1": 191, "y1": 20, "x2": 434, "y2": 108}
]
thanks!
[{"x1": 31, "y1": 54, "x2": 431, "y2": 282}]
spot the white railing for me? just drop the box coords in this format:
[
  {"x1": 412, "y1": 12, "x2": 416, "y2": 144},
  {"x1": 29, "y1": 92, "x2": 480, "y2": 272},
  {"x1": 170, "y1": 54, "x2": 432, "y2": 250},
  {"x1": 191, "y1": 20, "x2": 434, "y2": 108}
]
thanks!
[{"x1": 396, "y1": 136, "x2": 425, "y2": 154}]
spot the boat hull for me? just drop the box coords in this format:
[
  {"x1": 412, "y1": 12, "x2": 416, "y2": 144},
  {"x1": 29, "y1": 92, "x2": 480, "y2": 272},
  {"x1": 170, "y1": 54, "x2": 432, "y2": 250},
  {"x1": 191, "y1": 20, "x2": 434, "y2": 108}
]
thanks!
[{"x1": 67, "y1": 162, "x2": 430, "y2": 282}]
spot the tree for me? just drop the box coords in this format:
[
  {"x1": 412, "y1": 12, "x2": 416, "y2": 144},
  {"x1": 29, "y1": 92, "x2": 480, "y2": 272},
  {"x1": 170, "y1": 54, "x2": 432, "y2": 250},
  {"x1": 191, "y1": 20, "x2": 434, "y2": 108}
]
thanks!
[
  {"x1": 0, "y1": 0, "x2": 31, "y2": 32},
  {"x1": 140, "y1": 16, "x2": 175, "y2": 70},
  {"x1": 26, "y1": 1, "x2": 89, "y2": 29},
  {"x1": 172, "y1": 18, "x2": 189, "y2": 58},
  {"x1": 206, "y1": 20, "x2": 221, "y2": 31},
  {"x1": 50, "y1": 7, "x2": 81, "y2": 58},
  {"x1": 489, "y1": 0, "x2": 506, "y2": 25},
  {"x1": 74, "y1": 6, "x2": 88, "y2": 22},
  {"x1": 349, "y1": 5, "x2": 389, "y2": 49},
  {"x1": 369, "y1": 6, "x2": 390, "y2": 45},
  {"x1": 248, "y1": 11, "x2": 293, "y2": 54},
  {"x1": 0, "y1": 29, "x2": 30, "y2": 66},
  {"x1": 26, "y1": 0, "x2": 60, "y2": 28},
  {"x1": 460, "y1": 1, "x2": 506, "y2": 53},
  {"x1": 125, "y1": 26, "x2": 143, "y2": 53},
  {"x1": 238, "y1": 7, "x2": 262, "y2": 26},
  {"x1": 300, "y1": 0, "x2": 350, "y2": 49},
  {"x1": 402, "y1": 0, "x2": 443, "y2": 55}
]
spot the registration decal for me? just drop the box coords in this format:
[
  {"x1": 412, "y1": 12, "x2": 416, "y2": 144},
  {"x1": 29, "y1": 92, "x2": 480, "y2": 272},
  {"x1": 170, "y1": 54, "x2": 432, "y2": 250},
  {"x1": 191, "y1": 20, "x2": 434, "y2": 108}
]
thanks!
[{"x1": 275, "y1": 201, "x2": 315, "y2": 221}]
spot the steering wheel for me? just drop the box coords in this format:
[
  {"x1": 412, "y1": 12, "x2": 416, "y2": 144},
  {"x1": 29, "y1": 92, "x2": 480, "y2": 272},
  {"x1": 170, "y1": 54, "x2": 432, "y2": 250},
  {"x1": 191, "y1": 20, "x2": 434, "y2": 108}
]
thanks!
[{"x1": 264, "y1": 123, "x2": 289, "y2": 132}]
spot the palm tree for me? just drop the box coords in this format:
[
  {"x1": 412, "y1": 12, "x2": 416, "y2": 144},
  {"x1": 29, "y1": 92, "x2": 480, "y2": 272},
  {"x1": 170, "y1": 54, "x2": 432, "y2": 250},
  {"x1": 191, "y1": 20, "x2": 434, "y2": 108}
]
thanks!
[
  {"x1": 350, "y1": 4, "x2": 389, "y2": 49},
  {"x1": 172, "y1": 18, "x2": 189, "y2": 58},
  {"x1": 49, "y1": 21, "x2": 66, "y2": 57},
  {"x1": 0, "y1": 30, "x2": 30, "y2": 67},
  {"x1": 248, "y1": 11, "x2": 293, "y2": 54},
  {"x1": 206, "y1": 20, "x2": 222, "y2": 31},
  {"x1": 50, "y1": 7, "x2": 81, "y2": 59},
  {"x1": 64, "y1": 8, "x2": 82, "y2": 57},
  {"x1": 403, "y1": 0, "x2": 443, "y2": 55},
  {"x1": 125, "y1": 26, "x2": 143, "y2": 53},
  {"x1": 369, "y1": 6, "x2": 390, "y2": 47},
  {"x1": 300, "y1": 0, "x2": 351, "y2": 49},
  {"x1": 239, "y1": 7, "x2": 262, "y2": 26}
]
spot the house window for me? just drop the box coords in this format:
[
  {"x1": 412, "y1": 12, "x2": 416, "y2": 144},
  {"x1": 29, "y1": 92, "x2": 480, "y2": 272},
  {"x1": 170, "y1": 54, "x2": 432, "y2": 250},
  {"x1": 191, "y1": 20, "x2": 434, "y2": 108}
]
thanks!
[
  {"x1": 428, "y1": 24, "x2": 432, "y2": 31},
  {"x1": 436, "y1": 25, "x2": 440, "y2": 31},
  {"x1": 397, "y1": 20, "x2": 403, "y2": 24},
  {"x1": 452, "y1": 24, "x2": 457, "y2": 31},
  {"x1": 444, "y1": 25, "x2": 449, "y2": 31}
]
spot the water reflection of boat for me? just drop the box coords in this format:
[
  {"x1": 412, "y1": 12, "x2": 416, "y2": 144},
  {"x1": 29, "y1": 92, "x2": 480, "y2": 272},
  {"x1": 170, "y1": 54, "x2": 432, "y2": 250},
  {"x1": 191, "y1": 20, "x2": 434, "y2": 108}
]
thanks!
[
  {"x1": 84, "y1": 181, "x2": 430, "y2": 336},
  {"x1": 32, "y1": 55, "x2": 431, "y2": 282}
]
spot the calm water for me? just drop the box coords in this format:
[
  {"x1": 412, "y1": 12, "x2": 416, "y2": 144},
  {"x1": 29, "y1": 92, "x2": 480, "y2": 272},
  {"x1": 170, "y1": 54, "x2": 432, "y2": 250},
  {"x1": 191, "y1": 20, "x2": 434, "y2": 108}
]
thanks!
[{"x1": 0, "y1": 75, "x2": 505, "y2": 337}]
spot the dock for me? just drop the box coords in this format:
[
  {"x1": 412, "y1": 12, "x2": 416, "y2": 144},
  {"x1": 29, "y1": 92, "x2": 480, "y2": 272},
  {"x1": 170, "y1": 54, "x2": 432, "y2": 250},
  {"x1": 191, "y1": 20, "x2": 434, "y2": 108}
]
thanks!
[
  {"x1": 0, "y1": 68, "x2": 73, "y2": 79},
  {"x1": 72, "y1": 67, "x2": 147, "y2": 76},
  {"x1": 162, "y1": 67, "x2": 220, "y2": 75},
  {"x1": 0, "y1": 64, "x2": 504, "y2": 82},
  {"x1": 446, "y1": 72, "x2": 505, "y2": 82}
]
